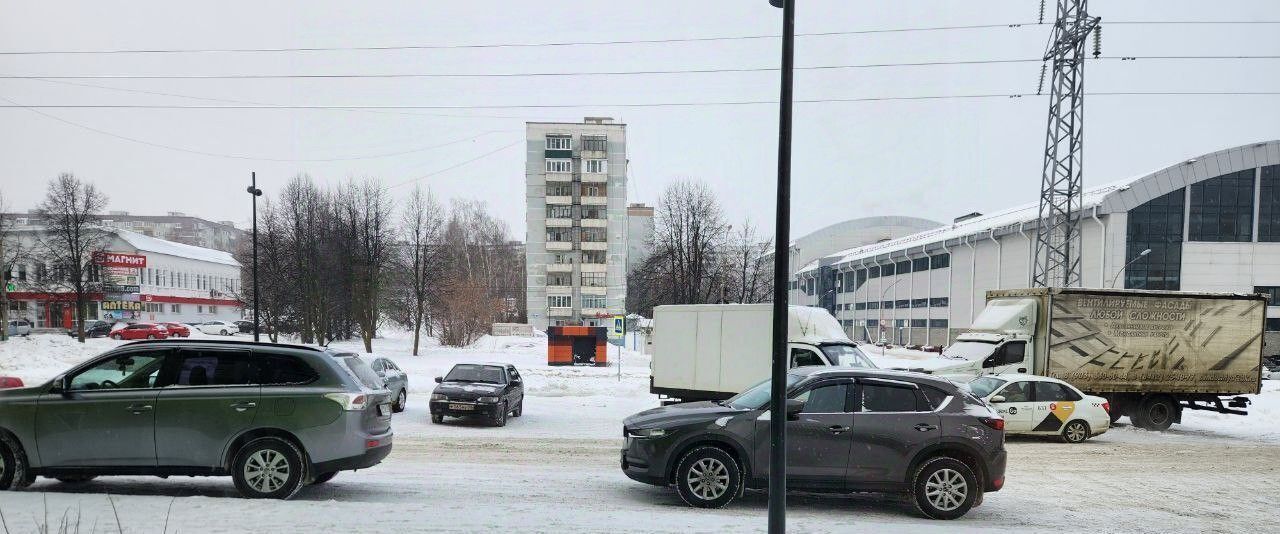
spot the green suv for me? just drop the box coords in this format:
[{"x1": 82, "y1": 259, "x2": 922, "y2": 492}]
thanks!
[{"x1": 0, "y1": 339, "x2": 393, "y2": 499}]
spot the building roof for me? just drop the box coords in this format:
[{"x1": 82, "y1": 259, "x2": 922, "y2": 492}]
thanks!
[
  {"x1": 114, "y1": 228, "x2": 240, "y2": 267},
  {"x1": 797, "y1": 140, "x2": 1280, "y2": 275}
]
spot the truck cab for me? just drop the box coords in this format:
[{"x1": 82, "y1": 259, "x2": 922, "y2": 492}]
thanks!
[{"x1": 932, "y1": 297, "x2": 1040, "y2": 379}]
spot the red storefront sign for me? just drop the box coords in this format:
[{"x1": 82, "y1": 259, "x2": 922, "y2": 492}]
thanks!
[{"x1": 93, "y1": 252, "x2": 147, "y2": 268}]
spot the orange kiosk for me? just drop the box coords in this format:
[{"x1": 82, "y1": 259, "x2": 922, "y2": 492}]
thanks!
[{"x1": 547, "y1": 326, "x2": 608, "y2": 366}]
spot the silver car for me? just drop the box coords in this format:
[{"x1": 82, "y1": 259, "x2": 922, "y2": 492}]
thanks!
[
  {"x1": 6, "y1": 320, "x2": 32, "y2": 337},
  {"x1": 368, "y1": 357, "x2": 408, "y2": 413}
]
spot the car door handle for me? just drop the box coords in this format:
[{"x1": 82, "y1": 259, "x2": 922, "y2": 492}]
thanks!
[
  {"x1": 126, "y1": 404, "x2": 153, "y2": 414},
  {"x1": 230, "y1": 402, "x2": 258, "y2": 412},
  {"x1": 828, "y1": 425, "x2": 850, "y2": 434},
  {"x1": 914, "y1": 423, "x2": 938, "y2": 432}
]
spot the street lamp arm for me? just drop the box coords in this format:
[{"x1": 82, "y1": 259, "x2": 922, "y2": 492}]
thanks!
[{"x1": 1109, "y1": 248, "x2": 1152, "y2": 288}]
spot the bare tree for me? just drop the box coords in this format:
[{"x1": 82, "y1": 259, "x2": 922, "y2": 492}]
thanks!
[
  {"x1": 631, "y1": 179, "x2": 730, "y2": 311},
  {"x1": 34, "y1": 174, "x2": 109, "y2": 342},
  {"x1": 0, "y1": 189, "x2": 21, "y2": 342},
  {"x1": 724, "y1": 219, "x2": 774, "y2": 304},
  {"x1": 339, "y1": 179, "x2": 395, "y2": 353},
  {"x1": 399, "y1": 185, "x2": 445, "y2": 355}
]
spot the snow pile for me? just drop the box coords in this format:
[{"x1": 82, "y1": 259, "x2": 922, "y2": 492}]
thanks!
[
  {"x1": 0, "y1": 334, "x2": 118, "y2": 384},
  {"x1": 866, "y1": 346, "x2": 964, "y2": 372}
]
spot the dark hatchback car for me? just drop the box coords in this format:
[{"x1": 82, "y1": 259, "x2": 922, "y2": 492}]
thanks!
[
  {"x1": 0, "y1": 339, "x2": 393, "y2": 499},
  {"x1": 621, "y1": 367, "x2": 1007, "y2": 519},
  {"x1": 430, "y1": 363, "x2": 524, "y2": 427}
]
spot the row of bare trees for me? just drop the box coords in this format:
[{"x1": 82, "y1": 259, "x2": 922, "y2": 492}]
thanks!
[
  {"x1": 627, "y1": 179, "x2": 774, "y2": 316},
  {"x1": 243, "y1": 175, "x2": 524, "y2": 352}
]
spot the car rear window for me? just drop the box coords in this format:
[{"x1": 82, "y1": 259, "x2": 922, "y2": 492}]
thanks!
[
  {"x1": 859, "y1": 384, "x2": 921, "y2": 412},
  {"x1": 920, "y1": 385, "x2": 951, "y2": 410},
  {"x1": 341, "y1": 356, "x2": 385, "y2": 390}
]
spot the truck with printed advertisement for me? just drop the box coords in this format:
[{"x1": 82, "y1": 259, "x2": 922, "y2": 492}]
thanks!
[
  {"x1": 927, "y1": 287, "x2": 1267, "y2": 431},
  {"x1": 649, "y1": 304, "x2": 877, "y2": 403}
]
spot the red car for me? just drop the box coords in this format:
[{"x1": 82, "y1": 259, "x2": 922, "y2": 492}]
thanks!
[
  {"x1": 162, "y1": 322, "x2": 191, "y2": 337},
  {"x1": 110, "y1": 322, "x2": 170, "y2": 340}
]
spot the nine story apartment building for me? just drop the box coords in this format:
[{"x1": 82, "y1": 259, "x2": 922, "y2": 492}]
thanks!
[{"x1": 525, "y1": 117, "x2": 628, "y2": 330}]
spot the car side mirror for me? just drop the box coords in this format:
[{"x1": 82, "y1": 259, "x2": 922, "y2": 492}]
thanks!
[
  {"x1": 50, "y1": 376, "x2": 69, "y2": 396},
  {"x1": 434, "y1": 376, "x2": 443, "y2": 383},
  {"x1": 990, "y1": 395, "x2": 1007, "y2": 403},
  {"x1": 982, "y1": 355, "x2": 999, "y2": 368},
  {"x1": 785, "y1": 398, "x2": 805, "y2": 421}
]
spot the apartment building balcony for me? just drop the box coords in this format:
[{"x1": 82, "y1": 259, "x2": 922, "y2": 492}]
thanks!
[
  {"x1": 546, "y1": 241, "x2": 573, "y2": 251},
  {"x1": 580, "y1": 263, "x2": 607, "y2": 273},
  {"x1": 546, "y1": 195, "x2": 573, "y2": 205},
  {"x1": 580, "y1": 308, "x2": 610, "y2": 318},
  {"x1": 548, "y1": 307, "x2": 574, "y2": 317},
  {"x1": 546, "y1": 218, "x2": 573, "y2": 228},
  {"x1": 581, "y1": 173, "x2": 608, "y2": 183},
  {"x1": 546, "y1": 263, "x2": 573, "y2": 273},
  {"x1": 580, "y1": 217, "x2": 607, "y2": 228},
  {"x1": 546, "y1": 172, "x2": 573, "y2": 182},
  {"x1": 580, "y1": 195, "x2": 608, "y2": 206},
  {"x1": 580, "y1": 241, "x2": 608, "y2": 251},
  {"x1": 579, "y1": 149, "x2": 607, "y2": 160},
  {"x1": 580, "y1": 285, "x2": 606, "y2": 296},
  {"x1": 547, "y1": 284, "x2": 573, "y2": 296}
]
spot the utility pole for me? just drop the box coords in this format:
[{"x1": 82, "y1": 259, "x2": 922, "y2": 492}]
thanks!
[
  {"x1": 1032, "y1": 0, "x2": 1100, "y2": 288},
  {"x1": 767, "y1": 1, "x2": 795, "y2": 532},
  {"x1": 246, "y1": 172, "x2": 263, "y2": 342}
]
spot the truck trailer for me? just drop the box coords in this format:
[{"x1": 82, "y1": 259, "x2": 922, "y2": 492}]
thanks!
[
  {"x1": 649, "y1": 304, "x2": 875, "y2": 402},
  {"x1": 929, "y1": 288, "x2": 1266, "y2": 431}
]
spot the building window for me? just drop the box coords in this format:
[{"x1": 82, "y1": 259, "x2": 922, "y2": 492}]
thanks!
[
  {"x1": 930, "y1": 253, "x2": 950, "y2": 269},
  {"x1": 548, "y1": 295, "x2": 572, "y2": 308},
  {"x1": 866, "y1": 319, "x2": 879, "y2": 327},
  {"x1": 1267, "y1": 318, "x2": 1280, "y2": 332},
  {"x1": 581, "y1": 136, "x2": 607, "y2": 152},
  {"x1": 552, "y1": 253, "x2": 573, "y2": 265},
  {"x1": 910, "y1": 319, "x2": 927, "y2": 328},
  {"x1": 1261, "y1": 165, "x2": 1280, "y2": 242},
  {"x1": 581, "y1": 228, "x2": 607, "y2": 242},
  {"x1": 868, "y1": 266, "x2": 880, "y2": 279},
  {"x1": 929, "y1": 297, "x2": 949, "y2": 308},
  {"x1": 581, "y1": 205, "x2": 607, "y2": 219},
  {"x1": 912, "y1": 257, "x2": 930, "y2": 272},
  {"x1": 881, "y1": 263, "x2": 895, "y2": 277},
  {"x1": 583, "y1": 159, "x2": 607, "y2": 173},
  {"x1": 854, "y1": 302, "x2": 867, "y2": 310},
  {"x1": 170, "y1": 304, "x2": 181, "y2": 313},
  {"x1": 1189, "y1": 169, "x2": 1254, "y2": 242},
  {"x1": 547, "y1": 228, "x2": 575, "y2": 242},
  {"x1": 582, "y1": 250, "x2": 606, "y2": 264},
  {"x1": 581, "y1": 183, "x2": 606, "y2": 196},
  {"x1": 546, "y1": 136, "x2": 571, "y2": 150},
  {"x1": 581, "y1": 272, "x2": 606, "y2": 287},
  {"x1": 1257, "y1": 286, "x2": 1280, "y2": 307},
  {"x1": 895, "y1": 260, "x2": 911, "y2": 274},
  {"x1": 882, "y1": 300, "x2": 894, "y2": 309},
  {"x1": 546, "y1": 159, "x2": 572, "y2": 173},
  {"x1": 929, "y1": 319, "x2": 949, "y2": 328},
  {"x1": 866, "y1": 301, "x2": 880, "y2": 310},
  {"x1": 895, "y1": 299, "x2": 910, "y2": 309},
  {"x1": 197, "y1": 305, "x2": 204, "y2": 313},
  {"x1": 547, "y1": 205, "x2": 573, "y2": 219},
  {"x1": 911, "y1": 298, "x2": 929, "y2": 308},
  {"x1": 547, "y1": 273, "x2": 572, "y2": 286},
  {"x1": 547, "y1": 183, "x2": 573, "y2": 196},
  {"x1": 209, "y1": 306, "x2": 217, "y2": 314},
  {"x1": 581, "y1": 294, "x2": 607, "y2": 309},
  {"x1": 1126, "y1": 187, "x2": 1185, "y2": 290}
]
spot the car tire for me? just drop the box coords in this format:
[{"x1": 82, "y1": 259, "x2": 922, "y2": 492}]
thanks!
[
  {"x1": 310, "y1": 471, "x2": 338, "y2": 485},
  {"x1": 220, "y1": 329, "x2": 229, "y2": 336},
  {"x1": 231, "y1": 437, "x2": 307, "y2": 500},
  {"x1": 1060, "y1": 420, "x2": 1091, "y2": 443},
  {"x1": 431, "y1": 414, "x2": 444, "y2": 424},
  {"x1": 911, "y1": 456, "x2": 978, "y2": 520},
  {"x1": 111, "y1": 333, "x2": 122, "y2": 340},
  {"x1": 513, "y1": 400, "x2": 523, "y2": 417},
  {"x1": 55, "y1": 475, "x2": 97, "y2": 484},
  {"x1": 674, "y1": 446, "x2": 741, "y2": 509},
  {"x1": 0, "y1": 433, "x2": 33, "y2": 490},
  {"x1": 493, "y1": 402, "x2": 508, "y2": 427},
  {"x1": 393, "y1": 390, "x2": 407, "y2": 413},
  {"x1": 147, "y1": 334, "x2": 156, "y2": 339},
  {"x1": 1132, "y1": 395, "x2": 1177, "y2": 431}
]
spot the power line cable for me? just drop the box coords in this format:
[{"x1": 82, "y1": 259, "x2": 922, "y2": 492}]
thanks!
[
  {"x1": 384, "y1": 141, "x2": 523, "y2": 190},
  {"x1": 0, "y1": 20, "x2": 1276, "y2": 56},
  {"x1": 5, "y1": 55, "x2": 1277, "y2": 80}
]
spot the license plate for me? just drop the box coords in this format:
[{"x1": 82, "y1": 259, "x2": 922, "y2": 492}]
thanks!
[
  {"x1": 378, "y1": 403, "x2": 391, "y2": 417},
  {"x1": 449, "y1": 403, "x2": 473, "y2": 411}
]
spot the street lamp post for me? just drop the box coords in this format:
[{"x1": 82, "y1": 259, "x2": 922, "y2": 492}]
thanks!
[
  {"x1": 1109, "y1": 248, "x2": 1152, "y2": 288},
  {"x1": 878, "y1": 278, "x2": 903, "y2": 357},
  {"x1": 246, "y1": 172, "x2": 263, "y2": 342},
  {"x1": 767, "y1": 1, "x2": 795, "y2": 533}
]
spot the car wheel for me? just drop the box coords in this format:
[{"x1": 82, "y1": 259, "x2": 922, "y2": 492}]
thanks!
[
  {"x1": 0, "y1": 433, "x2": 33, "y2": 490},
  {"x1": 493, "y1": 402, "x2": 508, "y2": 427},
  {"x1": 911, "y1": 456, "x2": 977, "y2": 520},
  {"x1": 1061, "y1": 420, "x2": 1091, "y2": 443},
  {"x1": 1132, "y1": 395, "x2": 1177, "y2": 431},
  {"x1": 513, "y1": 399, "x2": 523, "y2": 417},
  {"x1": 221, "y1": 329, "x2": 230, "y2": 336},
  {"x1": 55, "y1": 475, "x2": 97, "y2": 484},
  {"x1": 674, "y1": 446, "x2": 741, "y2": 509},
  {"x1": 310, "y1": 471, "x2": 338, "y2": 485},
  {"x1": 232, "y1": 438, "x2": 307, "y2": 499},
  {"x1": 111, "y1": 333, "x2": 122, "y2": 340},
  {"x1": 431, "y1": 414, "x2": 444, "y2": 424},
  {"x1": 393, "y1": 390, "x2": 407, "y2": 413},
  {"x1": 147, "y1": 334, "x2": 156, "y2": 339}
]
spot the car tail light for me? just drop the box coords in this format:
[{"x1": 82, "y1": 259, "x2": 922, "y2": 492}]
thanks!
[
  {"x1": 365, "y1": 439, "x2": 381, "y2": 449},
  {"x1": 992, "y1": 476, "x2": 1004, "y2": 491},
  {"x1": 0, "y1": 377, "x2": 24, "y2": 389},
  {"x1": 1102, "y1": 402, "x2": 1111, "y2": 413},
  {"x1": 980, "y1": 417, "x2": 1005, "y2": 431},
  {"x1": 324, "y1": 392, "x2": 368, "y2": 411}
]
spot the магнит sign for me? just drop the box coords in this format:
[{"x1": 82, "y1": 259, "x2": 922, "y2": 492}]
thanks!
[{"x1": 92, "y1": 252, "x2": 147, "y2": 268}]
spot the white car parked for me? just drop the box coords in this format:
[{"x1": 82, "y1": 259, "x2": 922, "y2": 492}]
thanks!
[
  {"x1": 965, "y1": 374, "x2": 1110, "y2": 443},
  {"x1": 196, "y1": 320, "x2": 237, "y2": 336},
  {"x1": 6, "y1": 320, "x2": 32, "y2": 337}
]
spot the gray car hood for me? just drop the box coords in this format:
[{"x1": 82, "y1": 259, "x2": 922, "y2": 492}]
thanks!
[{"x1": 624, "y1": 401, "x2": 746, "y2": 429}]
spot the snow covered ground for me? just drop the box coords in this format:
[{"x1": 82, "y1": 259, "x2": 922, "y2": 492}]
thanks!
[{"x1": 0, "y1": 332, "x2": 1277, "y2": 533}]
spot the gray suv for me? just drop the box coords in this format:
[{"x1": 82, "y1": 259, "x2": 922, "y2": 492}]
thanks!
[
  {"x1": 621, "y1": 367, "x2": 1007, "y2": 519},
  {"x1": 0, "y1": 339, "x2": 393, "y2": 499}
]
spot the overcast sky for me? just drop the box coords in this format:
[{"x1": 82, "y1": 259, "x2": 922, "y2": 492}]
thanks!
[{"x1": 1, "y1": 1, "x2": 1276, "y2": 241}]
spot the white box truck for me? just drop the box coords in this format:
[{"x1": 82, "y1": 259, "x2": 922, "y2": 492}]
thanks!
[
  {"x1": 650, "y1": 304, "x2": 876, "y2": 402},
  {"x1": 926, "y1": 288, "x2": 1266, "y2": 431}
]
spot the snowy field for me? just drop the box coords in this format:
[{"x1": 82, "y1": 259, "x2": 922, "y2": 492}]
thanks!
[{"x1": 0, "y1": 332, "x2": 1277, "y2": 533}]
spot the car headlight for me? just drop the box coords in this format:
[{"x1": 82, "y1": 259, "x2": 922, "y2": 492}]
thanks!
[
  {"x1": 477, "y1": 396, "x2": 500, "y2": 403},
  {"x1": 431, "y1": 394, "x2": 447, "y2": 401},
  {"x1": 627, "y1": 428, "x2": 667, "y2": 439}
]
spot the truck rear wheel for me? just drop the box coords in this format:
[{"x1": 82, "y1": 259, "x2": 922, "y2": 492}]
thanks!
[{"x1": 1131, "y1": 395, "x2": 1177, "y2": 431}]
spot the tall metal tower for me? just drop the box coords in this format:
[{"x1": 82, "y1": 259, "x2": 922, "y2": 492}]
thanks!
[{"x1": 1032, "y1": 0, "x2": 1100, "y2": 287}]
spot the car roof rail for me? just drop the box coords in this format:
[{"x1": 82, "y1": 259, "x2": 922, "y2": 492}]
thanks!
[{"x1": 120, "y1": 338, "x2": 324, "y2": 352}]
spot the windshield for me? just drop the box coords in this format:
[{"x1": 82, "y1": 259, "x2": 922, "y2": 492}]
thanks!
[
  {"x1": 966, "y1": 377, "x2": 1007, "y2": 398},
  {"x1": 341, "y1": 357, "x2": 386, "y2": 390},
  {"x1": 942, "y1": 341, "x2": 999, "y2": 361},
  {"x1": 445, "y1": 364, "x2": 507, "y2": 384},
  {"x1": 725, "y1": 373, "x2": 805, "y2": 410},
  {"x1": 820, "y1": 344, "x2": 877, "y2": 368}
]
